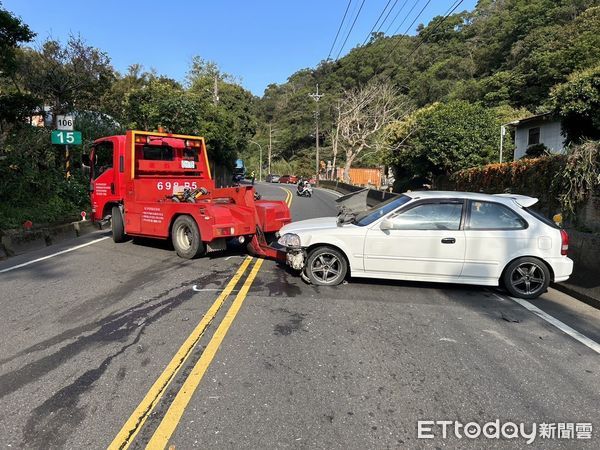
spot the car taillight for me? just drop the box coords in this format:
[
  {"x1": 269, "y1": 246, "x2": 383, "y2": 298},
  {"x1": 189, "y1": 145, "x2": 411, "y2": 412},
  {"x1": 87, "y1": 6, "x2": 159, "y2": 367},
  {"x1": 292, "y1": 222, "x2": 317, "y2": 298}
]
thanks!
[{"x1": 560, "y1": 229, "x2": 569, "y2": 256}]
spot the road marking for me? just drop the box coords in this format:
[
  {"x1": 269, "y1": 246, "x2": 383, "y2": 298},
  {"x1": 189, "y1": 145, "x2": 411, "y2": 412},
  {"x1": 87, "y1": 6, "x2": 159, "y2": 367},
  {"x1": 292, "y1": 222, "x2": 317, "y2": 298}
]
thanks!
[
  {"x1": 147, "y1": 258, "x2": 264, "y2": 448},
  {"x1": 108, "y1": 257, "x2": 253, "y2": 450},
  {"x1": 192, "y1": 286, "x2": 240, "y2": 293},
  {"x1": 0, "y1": 236, "x2": 110, "y2": 274},
  {"x1": 281, "y1": 187, "x2": 293, "y2": 207},
  {"x1": 494, "y1": 293, "x2": 600, "y2": 355}
]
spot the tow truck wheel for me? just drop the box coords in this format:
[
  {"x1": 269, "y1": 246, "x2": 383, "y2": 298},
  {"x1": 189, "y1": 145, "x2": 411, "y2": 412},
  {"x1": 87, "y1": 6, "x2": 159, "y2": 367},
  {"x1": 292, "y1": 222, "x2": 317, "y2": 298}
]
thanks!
[
  {"x1": 305, "y1": 246, "x2": 347, "y2": 286},
  {"x1": 111, "y1": 206, "x2": 126, "y2": 243},
  {"x1": 172, "y1": 215, "x2": 205, "y2": 259}
]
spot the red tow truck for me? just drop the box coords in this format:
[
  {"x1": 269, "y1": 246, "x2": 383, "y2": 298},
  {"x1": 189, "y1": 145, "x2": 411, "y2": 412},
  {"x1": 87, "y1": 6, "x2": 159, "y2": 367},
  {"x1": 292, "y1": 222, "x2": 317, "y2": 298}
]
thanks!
[{"x1": 88, "y1": 130, "x2": 290, "y2": 259}]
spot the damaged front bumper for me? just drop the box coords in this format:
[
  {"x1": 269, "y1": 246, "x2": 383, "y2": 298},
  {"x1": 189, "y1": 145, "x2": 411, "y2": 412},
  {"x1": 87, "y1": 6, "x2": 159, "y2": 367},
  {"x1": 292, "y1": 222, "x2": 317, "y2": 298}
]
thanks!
[{"x1": 285, "y1": 247, "x2": 306, "y2": 271}]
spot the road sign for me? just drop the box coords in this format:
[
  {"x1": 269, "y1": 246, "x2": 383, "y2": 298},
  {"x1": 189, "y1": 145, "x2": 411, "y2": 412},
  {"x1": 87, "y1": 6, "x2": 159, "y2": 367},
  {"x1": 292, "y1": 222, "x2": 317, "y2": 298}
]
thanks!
[
  {"x1": 57, "y1": 115, "x2": 74, "y2": 131},
  {"x1": 51, "y1": 130, "x2": 82, "y2": 145}
]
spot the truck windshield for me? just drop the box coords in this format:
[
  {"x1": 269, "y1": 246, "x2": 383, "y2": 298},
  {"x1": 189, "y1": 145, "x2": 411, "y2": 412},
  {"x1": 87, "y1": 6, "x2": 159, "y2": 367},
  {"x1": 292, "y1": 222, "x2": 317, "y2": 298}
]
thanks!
[{"x1": 354, "y1": 194, "x2": 412, "y2": 226}]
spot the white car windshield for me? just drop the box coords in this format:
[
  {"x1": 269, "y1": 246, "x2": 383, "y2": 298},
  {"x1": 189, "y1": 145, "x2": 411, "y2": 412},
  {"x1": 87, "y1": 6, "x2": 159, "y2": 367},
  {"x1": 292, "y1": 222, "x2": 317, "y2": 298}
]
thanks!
[{"x1": 354, "y1": 194, "x2": 412, "y2": 226}]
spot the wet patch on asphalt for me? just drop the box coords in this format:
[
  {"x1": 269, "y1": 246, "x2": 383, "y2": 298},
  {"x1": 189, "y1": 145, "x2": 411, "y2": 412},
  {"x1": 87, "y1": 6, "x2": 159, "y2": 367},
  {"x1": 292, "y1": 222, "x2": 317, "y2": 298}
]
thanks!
[{"x1": 271, "y1": 307, "x2": 307, "y2": 336}]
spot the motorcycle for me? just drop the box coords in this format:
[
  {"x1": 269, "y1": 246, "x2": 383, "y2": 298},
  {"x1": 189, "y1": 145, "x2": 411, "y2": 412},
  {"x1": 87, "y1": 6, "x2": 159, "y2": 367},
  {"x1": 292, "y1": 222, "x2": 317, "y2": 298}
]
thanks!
[{"x1": 296, "y1": 182, "x2": 312, "y2": 197}]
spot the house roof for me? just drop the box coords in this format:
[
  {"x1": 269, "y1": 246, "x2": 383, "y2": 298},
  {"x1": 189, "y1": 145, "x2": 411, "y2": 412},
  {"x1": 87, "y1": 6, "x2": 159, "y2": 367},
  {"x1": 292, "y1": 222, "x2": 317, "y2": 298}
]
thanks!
[{"x1": 507, "y1": 112, "x2": 556, "y2": 127}]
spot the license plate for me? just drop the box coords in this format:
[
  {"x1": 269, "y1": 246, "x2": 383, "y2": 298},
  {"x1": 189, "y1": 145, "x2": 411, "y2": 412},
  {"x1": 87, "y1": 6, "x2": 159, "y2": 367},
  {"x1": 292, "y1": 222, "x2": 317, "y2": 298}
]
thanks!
[{"x1": 181, "y1": 160, "x2": 195, "y2": 169}]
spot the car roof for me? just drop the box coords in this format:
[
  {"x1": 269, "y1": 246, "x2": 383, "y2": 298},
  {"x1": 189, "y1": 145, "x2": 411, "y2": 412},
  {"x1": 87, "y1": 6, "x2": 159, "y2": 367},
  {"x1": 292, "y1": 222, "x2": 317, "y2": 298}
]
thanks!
[{"x1": 403, "y1": 190, "x2": 538, "y2": 207}]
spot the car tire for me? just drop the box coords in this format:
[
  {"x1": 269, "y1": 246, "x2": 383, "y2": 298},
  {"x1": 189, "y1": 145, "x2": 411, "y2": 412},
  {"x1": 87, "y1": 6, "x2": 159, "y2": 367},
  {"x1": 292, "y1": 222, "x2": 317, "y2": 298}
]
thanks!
[
  {"x1": 111, "y1": 206, "x2": 127, "y2": 243},
  {"x1": 305, "y1": 246, "x2": 348, "y2": 286},
  {"x1": 502, "y1": 257, "x2": 550, "y2": 299},
  {"x1": 171, "y1": 215, "x2": 205, "y2": 259}
]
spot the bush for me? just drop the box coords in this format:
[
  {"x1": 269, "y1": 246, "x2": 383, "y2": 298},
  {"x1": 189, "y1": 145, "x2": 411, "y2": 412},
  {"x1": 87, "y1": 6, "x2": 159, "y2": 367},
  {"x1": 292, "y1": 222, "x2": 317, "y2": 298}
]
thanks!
[
  {"x1": 450, "y1": 141, "x2": 600, "y2": 221},
  {"x1": 451, "y1": 156, "x2": 566, "y2": 215},
  {"x1": 0, "y1": 125, "x2": 89, "y2": 230},
  {"x1": 524, "y1": 143, "x2": 549, "y2": 158}
]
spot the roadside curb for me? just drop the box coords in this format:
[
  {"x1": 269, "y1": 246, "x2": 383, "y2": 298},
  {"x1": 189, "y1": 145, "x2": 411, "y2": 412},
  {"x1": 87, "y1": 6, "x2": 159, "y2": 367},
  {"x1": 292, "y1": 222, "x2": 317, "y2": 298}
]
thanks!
[
  {"x1": 552, "y1": 283, "x2": 600, "y2": 311},
  {"x1": 0, "y1": 220, "x2": 100, "y2": 260}
]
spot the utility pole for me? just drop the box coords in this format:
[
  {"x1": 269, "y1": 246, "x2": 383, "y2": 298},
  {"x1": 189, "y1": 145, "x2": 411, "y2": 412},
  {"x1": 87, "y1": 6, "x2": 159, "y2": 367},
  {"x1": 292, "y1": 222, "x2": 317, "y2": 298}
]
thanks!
[
  {"x1": 213, "y1": 74, "x2": 219, "y2": 105},
  {"x1": 309, "y1": 84, "x2": 324, "y2": 180},
  {"x1": 250, "y1": 140, "x2": 263, "y2": 182},
  {"x1": 499, "y1": 125, "x2": 506, "y2": 163},
  {"x1": 268, "y1": 123, "x2": 272, "y2": 175}
]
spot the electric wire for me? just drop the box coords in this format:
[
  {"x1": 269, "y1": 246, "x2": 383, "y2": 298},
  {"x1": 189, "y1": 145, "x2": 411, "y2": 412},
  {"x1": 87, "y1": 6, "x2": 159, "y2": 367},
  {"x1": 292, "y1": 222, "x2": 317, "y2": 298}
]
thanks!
[
  {"x1": 361, "y1": 0, "x2": 398, "y2": 46},
  {"x1": 335, "y1": 0, "x2": 367, "y2": 60},
  {"x1": 326, "y1": 0, "x2": 354, "y2": 61},
  {"x1": 405, "y1": 0, "x2": 464, "y2": 60}
]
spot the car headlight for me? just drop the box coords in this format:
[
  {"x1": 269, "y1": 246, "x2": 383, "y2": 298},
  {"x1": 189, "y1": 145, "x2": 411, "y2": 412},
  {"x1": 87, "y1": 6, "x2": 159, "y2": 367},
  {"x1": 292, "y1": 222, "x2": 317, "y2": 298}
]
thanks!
[{"x1": 278, "y1": 233, "x2": 301, "y2": 248}]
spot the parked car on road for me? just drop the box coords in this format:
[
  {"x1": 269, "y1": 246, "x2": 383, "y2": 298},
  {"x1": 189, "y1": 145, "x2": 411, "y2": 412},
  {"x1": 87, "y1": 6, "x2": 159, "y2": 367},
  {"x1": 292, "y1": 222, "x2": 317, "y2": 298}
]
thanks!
[
  {"x1": 266, "y1": 174, "x2": 281, "y2": 183},
  {"x1": 279, "y1": 175, "x2": 298, "y2": 184},
  {"x1": 277, "y1": 191, "x2": 572, "y2": 299}
]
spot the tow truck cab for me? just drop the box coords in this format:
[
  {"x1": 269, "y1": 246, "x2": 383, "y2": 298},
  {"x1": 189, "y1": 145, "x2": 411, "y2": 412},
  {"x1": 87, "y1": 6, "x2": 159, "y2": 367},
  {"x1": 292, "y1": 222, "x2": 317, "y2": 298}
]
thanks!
[{"x1": 89, "y1": 130, "x2": 290, "y2": 258}]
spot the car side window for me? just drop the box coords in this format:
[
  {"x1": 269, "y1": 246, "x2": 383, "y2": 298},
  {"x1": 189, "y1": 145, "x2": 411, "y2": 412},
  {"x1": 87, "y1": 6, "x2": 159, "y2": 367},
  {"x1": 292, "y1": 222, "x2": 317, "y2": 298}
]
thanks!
[
  {"x1": 390, "y1": 202, "x2": 463, "y2": 230},
  {"x1": 467, "y1": 201, "x2": 527, "y2": 230}
]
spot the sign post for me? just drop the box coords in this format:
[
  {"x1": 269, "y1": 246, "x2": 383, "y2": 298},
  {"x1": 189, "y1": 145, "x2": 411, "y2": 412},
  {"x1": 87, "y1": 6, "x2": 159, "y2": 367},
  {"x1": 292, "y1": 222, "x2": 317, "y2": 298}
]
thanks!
[{"x1": 52, "y1": 118, "x2": 81, "y2": 179}]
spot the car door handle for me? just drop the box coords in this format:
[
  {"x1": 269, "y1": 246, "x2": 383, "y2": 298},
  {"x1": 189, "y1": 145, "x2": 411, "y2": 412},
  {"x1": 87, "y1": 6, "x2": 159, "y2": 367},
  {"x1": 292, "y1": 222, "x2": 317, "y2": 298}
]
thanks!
[{"x1": 441, "y1": 238, "x2": 456, "y2": 244}]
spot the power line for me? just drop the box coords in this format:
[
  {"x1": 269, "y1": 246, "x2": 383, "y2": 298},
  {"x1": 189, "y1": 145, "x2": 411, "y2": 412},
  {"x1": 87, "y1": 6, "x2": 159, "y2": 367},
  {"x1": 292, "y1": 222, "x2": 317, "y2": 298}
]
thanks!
[
  {"x1": 335, "y1": 0, "x2": 367, "y2": 60},
  {"x1": 326, "y1": 0, "x2": 354, "y2": 61},
  {"x1": 382, "y1": 0, "x2": 411, "y2": 35},
  {"x1": 390, "y1": 0, "x2": 427, "y2": 37},
  {"x1": 378, "y1": 0, "x2": 432, "y2": 68},
  {"x1": 361, "y1": 0, "x2": 398, "y2": 46},
  {"x1": 405, "y1": 0, "x2": 464, "y2": 60},
  {"x1": 377, "y1": 0, "x2": 402, "y2": 35}
]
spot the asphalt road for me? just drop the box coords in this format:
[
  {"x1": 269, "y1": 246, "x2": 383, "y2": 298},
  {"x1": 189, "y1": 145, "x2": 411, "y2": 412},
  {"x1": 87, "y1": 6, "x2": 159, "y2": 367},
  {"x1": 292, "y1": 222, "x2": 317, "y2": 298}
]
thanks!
[{"x1": 0, "y1": 182, "x2": 599, "y2": 449}]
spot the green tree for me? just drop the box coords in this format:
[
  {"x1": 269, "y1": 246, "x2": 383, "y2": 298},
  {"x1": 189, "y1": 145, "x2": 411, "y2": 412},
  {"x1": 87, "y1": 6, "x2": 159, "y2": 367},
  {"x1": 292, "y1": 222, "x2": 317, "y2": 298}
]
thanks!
[
  {"x1": 551, "y1": 64, "x2": 600, "y2": 143},
  {"x1": 0, "y1": 4, "x2": 37, "y2": 139},
  {"x1": 385, "y1": 101, "x2": 500, "y2": 179},
  {"x1": 0, "y1": 4, "x2": 34, "y2": 80},
  {"x1": 16, "y1": 36, "x2": 115, "y2": 120}
]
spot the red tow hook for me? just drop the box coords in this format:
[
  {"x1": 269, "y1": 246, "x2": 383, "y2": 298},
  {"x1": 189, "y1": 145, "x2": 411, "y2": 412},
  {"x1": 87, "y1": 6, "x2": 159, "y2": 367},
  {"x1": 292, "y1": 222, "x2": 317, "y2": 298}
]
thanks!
[{"x1": 248, "y1": 235, "x2": 286, "y2": 262}]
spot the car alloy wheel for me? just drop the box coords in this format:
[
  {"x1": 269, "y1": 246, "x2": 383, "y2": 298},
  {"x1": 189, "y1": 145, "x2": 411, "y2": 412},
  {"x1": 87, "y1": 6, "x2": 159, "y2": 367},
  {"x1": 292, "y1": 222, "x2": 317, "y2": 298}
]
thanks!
[
  {"x1": 509, "y1": 262, "x2": 546, "y2": 296},
  {"x1": 310, "y1": 252, "x2": 343, "y2": 284}
]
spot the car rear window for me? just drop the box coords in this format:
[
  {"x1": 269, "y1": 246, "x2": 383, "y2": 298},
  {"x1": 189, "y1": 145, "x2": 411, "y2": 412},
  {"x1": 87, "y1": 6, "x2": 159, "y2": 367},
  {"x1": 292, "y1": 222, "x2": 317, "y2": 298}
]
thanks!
[
  {"x1": 524, "y1": 207, "x2": 560, "y2": 229},
  {"x1": 467, "y1": 201, "x2": 527, "y2": 230}
]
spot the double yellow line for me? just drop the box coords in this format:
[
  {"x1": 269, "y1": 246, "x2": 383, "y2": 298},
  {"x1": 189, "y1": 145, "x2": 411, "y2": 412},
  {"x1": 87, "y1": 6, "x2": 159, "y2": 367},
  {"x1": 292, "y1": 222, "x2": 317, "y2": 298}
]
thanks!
[
  {"x1": 109, "y1": 256, "x2": 263, "y2": 450},
  {"x1": 282, "y1": 187, "x2": 293, "y2": 207}
]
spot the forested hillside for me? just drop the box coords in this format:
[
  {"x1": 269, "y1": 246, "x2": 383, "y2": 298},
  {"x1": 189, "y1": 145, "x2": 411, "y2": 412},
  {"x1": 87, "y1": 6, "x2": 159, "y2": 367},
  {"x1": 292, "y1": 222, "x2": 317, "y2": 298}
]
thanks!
[
  {"x1": 248, "y1": 0, "x2": 600, "y2": 180},
  {"x1": 1, "y1": 0, "x2": 599, "y2": 228}
]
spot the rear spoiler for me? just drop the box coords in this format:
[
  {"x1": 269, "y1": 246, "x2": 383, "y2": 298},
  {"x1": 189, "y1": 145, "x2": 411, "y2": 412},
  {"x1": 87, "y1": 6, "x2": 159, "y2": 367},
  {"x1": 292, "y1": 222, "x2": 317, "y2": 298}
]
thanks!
[{"x1": 493, "y1": 193, "x2": 538, "y2": 208}]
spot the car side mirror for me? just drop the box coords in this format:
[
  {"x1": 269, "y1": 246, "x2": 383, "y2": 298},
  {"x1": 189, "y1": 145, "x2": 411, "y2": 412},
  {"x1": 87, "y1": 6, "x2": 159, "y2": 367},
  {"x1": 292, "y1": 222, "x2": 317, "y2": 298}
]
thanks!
[{"x1": 380, "y1": 218, "x2": 393, "y2": 231}]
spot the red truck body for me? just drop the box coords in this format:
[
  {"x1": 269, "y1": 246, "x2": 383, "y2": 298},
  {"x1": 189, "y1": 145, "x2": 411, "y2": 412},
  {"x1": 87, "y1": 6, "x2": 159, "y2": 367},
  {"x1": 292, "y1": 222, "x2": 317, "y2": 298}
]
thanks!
[{"x1": 89, "y1": 130, "x2": 290, "y2": 258}]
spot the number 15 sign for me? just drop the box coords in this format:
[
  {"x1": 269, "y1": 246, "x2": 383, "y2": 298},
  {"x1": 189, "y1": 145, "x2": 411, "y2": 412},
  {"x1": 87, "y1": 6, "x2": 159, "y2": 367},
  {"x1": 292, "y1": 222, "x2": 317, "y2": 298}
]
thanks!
[{"x1": 51, "y1": 130, "x2": 82, "y2": 145}]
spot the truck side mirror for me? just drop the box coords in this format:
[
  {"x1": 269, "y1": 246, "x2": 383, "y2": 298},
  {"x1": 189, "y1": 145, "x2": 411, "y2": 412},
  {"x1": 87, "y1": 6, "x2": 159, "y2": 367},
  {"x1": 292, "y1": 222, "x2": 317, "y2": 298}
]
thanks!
[{"x1": 380, "y1": 218, "x2": 393, "y2": 231}]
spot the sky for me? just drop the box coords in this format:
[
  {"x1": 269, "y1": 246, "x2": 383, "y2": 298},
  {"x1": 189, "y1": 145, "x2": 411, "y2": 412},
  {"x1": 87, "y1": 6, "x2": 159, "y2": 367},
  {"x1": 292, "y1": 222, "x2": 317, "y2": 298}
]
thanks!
[{"x1": 4, "y1": 0, "x2": 477, "y2": 96}]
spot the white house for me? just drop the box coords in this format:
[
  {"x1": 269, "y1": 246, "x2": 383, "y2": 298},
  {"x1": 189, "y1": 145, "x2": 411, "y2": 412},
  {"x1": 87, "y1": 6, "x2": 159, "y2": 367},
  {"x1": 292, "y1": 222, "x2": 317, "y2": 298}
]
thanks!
[{"x1": 509, "y1": 112, "x2": 565, "y2": 160}]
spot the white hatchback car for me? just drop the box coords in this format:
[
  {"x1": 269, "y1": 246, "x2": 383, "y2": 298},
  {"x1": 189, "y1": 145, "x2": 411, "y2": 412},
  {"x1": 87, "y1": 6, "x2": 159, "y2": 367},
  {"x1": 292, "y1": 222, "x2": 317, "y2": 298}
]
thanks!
[{"x1": 277, "y1": 191, "x2": 573, "y2": 299}]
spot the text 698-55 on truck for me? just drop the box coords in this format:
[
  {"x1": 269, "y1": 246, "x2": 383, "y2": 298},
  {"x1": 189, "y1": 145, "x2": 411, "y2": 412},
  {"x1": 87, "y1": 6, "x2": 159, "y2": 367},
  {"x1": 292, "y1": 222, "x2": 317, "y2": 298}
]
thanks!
[{"x1": 88, "y1": 130, "x2": 291, "y2": 259}]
